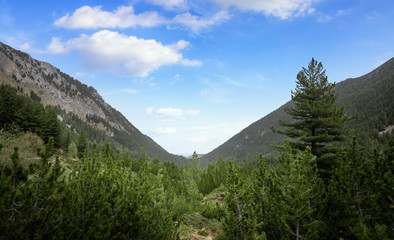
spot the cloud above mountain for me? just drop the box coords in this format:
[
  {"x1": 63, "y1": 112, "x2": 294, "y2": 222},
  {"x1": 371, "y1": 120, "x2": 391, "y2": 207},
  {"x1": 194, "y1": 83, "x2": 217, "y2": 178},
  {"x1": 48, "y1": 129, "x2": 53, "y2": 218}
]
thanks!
[
  {"x1": 47, "y1": 30, "x2": 201, "y2": 77},
  {"x1": 53, "y1": 5, "x2": 230, "y2": 33},
  {"x1": 49, "y1": 1, "x2": 315, "y2": 77},
  {"x1": 53, "y1": 5, "x2": 165, "y2": 29},
  {"x1": 146, "y1": 107, "x2": 200, "y2": 118}
]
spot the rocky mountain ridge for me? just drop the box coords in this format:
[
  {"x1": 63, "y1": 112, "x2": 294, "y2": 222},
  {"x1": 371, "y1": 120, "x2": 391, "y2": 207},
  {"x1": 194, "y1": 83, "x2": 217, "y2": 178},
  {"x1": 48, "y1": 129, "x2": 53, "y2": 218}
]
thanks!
[
  {"x1": 0, "y1": 43, "x2": 119, "y2": 132},
  {"x1": 0, "y1": 41, "x2": 184, "y2": 163}
]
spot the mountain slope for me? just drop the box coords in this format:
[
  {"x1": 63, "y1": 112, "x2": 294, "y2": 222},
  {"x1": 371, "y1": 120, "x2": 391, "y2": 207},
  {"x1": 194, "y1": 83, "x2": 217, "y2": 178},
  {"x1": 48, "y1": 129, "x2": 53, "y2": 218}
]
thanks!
[
  {"x1": 201, "y1": 57, "x2": 394, "y2": 165},
  {"x1": 0, "y1": 41, "x2": 185, "y2": 163}
]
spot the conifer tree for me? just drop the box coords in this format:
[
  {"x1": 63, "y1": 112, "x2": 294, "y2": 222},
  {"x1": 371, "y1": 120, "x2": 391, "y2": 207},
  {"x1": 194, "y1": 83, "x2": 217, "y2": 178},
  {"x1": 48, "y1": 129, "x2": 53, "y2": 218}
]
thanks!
[
  {"x1": 67, "y1": 141, "x2": 78, "y2": 158},
  {"x1": 372, "y1": 140, "x2": 394, "y2": 238},
  {"x1": 275, "y1": 143, "x2": 325, "y2": 240},
  {"x1": 222, "y1": 162, "x2": 258, "y2": 239},
  {"x1": 77, "y1": 129, "x2": 87, "y2": 159},
  {"x1": 273, "y1": 58, "x2": 353, "y2": 177},
  {"x1": 42, "y1": 108, "x2": 62, "y2": 146},
  {"x1": 0, "y1": 85, "x2": 24, "y2": 128},
  {"x1": 252, "y1": 156, "x2": 278, "y2": 239},
  {"x1": 328, "y1": 138, "x2": 393, "y2": 239}
]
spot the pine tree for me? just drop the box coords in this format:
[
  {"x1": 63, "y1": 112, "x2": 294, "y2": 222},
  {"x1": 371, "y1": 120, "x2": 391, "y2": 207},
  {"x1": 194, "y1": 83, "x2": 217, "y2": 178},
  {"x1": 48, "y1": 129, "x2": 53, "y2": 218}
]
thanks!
[
  {"x1": 273, "y1": 58, "x2": 353, "y2": 177},
  {"x1": 222, "y1": 162, "x2": 258, "y2": 239},
  {"x1": 41, "y1": 108, "x2": 62, "y2": 146},
  {"x1": 252, "y1": 156, "x2": 278, "y2": 239},
  {"x1": 0, "y1": 85, "x2": 24, "y2": 128},
  {"x1": 328, "y1": 138, "x2": 393, "y2": 239},
  {"x1": 275, "y1": 143, "x2": 325, "y2": 240},
  {"x1": 372, "y1": 140, "x2": 394, "y2": 239},
  {"x1": 77, "y1": 129, "x2": 87, "y2": 159}
]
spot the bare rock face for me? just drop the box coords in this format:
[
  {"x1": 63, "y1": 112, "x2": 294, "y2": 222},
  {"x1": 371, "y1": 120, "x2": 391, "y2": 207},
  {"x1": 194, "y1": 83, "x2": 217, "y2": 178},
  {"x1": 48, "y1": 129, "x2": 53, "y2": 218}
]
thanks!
[{"x1": 0, "y1": 42, "x2": 129, "y2": 135}]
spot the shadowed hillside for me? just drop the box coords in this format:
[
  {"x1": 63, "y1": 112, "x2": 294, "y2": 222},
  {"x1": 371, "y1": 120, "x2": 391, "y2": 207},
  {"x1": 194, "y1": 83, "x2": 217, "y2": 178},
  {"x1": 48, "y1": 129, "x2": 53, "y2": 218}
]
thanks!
[{"x1": 201, "y1": 57, "x2": 394, "y2": 165}]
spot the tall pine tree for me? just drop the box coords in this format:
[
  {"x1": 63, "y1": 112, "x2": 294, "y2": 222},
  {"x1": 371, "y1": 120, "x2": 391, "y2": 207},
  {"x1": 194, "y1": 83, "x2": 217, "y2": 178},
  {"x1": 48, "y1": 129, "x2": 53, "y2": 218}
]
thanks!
[
  {"x1": 77, "y1": 129, "x2": 88, "y2": 159},
  {"x1": 273, "y1": 58, "x2": 353, "y2": 177}
]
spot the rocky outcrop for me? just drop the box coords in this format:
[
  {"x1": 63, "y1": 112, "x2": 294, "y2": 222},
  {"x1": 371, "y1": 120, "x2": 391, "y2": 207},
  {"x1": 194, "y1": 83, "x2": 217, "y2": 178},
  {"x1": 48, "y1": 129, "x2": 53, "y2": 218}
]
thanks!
[{"x1": 0, "y1": 42, "x2": 128, "y2": 135}]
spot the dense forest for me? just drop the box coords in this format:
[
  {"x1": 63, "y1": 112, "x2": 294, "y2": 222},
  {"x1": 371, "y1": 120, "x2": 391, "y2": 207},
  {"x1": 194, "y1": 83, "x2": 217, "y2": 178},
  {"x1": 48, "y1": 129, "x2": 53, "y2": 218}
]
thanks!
[{"x1": 0, "y1": 59, "x2": 393, "y2": 239}]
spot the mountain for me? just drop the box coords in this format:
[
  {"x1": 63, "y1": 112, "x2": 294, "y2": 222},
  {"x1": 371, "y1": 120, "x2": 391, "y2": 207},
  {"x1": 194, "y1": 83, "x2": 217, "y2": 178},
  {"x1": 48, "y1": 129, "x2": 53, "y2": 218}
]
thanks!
[
  {"x1": 0, "y1": 41, "x2": 185, "y2": 163},
  {"x1": 201, "y1": 57, "x2": 394, "y2": 165}
]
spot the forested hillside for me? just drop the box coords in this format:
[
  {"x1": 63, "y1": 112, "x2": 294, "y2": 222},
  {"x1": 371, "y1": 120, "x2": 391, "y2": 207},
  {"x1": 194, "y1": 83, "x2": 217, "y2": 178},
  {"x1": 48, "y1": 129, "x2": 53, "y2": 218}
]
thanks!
[
  {"x1": 201, "y1": 57, "x2": 394, "y2": 165},
  {"x1": 0, "y1": 41, "x2": 185, "y2": 163}
]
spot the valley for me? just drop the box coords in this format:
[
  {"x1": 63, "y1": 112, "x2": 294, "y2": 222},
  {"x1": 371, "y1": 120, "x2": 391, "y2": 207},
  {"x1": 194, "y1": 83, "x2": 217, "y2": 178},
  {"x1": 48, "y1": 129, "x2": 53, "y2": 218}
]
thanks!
[{"x1": 0, "y1": 41, "x2": 393, "y2": 239}]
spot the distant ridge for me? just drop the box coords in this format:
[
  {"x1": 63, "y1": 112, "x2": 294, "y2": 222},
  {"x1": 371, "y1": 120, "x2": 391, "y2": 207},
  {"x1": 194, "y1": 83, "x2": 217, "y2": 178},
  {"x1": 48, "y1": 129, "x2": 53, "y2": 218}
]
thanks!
[
  {"x1": 201, "y1": 57, "x2": 394, "y2": 165},
  {"x1": 0, "y1": 41, "x2": 185, "y2": 163}
]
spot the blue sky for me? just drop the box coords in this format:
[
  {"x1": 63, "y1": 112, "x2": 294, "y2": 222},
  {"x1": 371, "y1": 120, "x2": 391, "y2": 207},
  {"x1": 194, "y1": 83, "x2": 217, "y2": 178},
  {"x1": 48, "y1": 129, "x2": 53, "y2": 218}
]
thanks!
[{"x1": 1, "y1": 0, "x2": 393, "y2": 156}]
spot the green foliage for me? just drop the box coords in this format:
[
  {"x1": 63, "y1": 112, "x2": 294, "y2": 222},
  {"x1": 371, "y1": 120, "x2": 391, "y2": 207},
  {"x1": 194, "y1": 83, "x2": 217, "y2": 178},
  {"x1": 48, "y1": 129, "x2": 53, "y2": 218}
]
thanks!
[
  {"x1": 251, "y1": 156, "x2": 282, "y2": 239},
  {"x1": 67, "y1": 141, "x2": 78, "y2": 158},
  {"x1": 274, "y1": 143, "x2": 325, "y2": 239},
  {"x1": 335, "y1": 58, "x2": 394, "y2": 146},
  {"x1": 29, "y1": 90, "x2": 41, "y2": 102},
  {"x1": 77, "y1": 129, "x2": 87, "y2": 159},
  {"x1": 0, "y1": 127, "x2": 392, "y2": 239},
  {"x1": 0, "y1": 84, "x2": 62, "y2": 146},
  {"x1": 0, "y1": 130, "x2": 45, "y2": 164},
  {"x1": 198, "y1": 157, "x2": 228, "y2": 195},
  {"x1": 221, "y1": 161, "x2": 260, "y2": 239},
  {"x1": 221, "y1": 145, "x2": 327, "y2": 240},
  {"x1": 0, "y1": 139, "x2": 178, "y2": 239},
  {"x1": 273, "y1": 58, "x2": 353, "y2": 178},
  {"x1": 327, "y1": 138, "x2": 393, "y2": 239}
]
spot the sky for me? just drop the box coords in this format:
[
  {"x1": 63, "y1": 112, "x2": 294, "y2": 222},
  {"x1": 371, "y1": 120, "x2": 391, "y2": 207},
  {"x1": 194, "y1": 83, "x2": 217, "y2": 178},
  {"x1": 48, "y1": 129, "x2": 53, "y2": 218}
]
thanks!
[{"x1": 1, "y1": 0, "x2": 393, "y2": 156}]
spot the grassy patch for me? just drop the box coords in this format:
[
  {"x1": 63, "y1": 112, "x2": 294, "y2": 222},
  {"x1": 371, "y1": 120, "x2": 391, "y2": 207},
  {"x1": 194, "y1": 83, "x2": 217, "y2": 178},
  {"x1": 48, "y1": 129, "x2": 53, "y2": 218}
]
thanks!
[
  {"x1": 0, "y1": 129, "x2": 44, "y2": 165},
  {"x1": 179, "y1": 212, "x2": 222, "y2": 240}
]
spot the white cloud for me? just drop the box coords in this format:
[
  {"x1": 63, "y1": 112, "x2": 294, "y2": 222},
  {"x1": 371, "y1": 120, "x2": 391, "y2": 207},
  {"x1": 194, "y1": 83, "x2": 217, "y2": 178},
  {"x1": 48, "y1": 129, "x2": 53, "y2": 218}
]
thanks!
[
  {"x1": 145, "y1": 107, "x2": 154, "y2": 114},
  {"x1": 317, "y1": 13, "x2": 332, "y2": 22},
  {"x1": 184, "y1": 109, "x2": 200, "y2": 115},
  {"x1": 170, "y1": 74, "x2": 182, "y2": 85},
  {"x1": 146, "y1": 107, "x2": 200, "y2": 117},
  {"x1": 145, "y1": 0, "x2": 188, "y2": 11},
  {"x1": 47, "y1": 30, "x2": 201, "y2": 77},
  {"x1": 121, "y1": 88, "x2": 139, "y2": 94},
  {"x1": 53, "y1": 5, "x2": 166, "y2": 29},
  {"x1": 19, "y1": 42, "x2": 31, "y2": 51},
  {"x1": 172, "y1": 10, "x2": 231, "y2": 33},
  {"x1": 155, "y1": 107, "x2": 184, "y2": 117},
  {"x1": 53, "y1": 5, "x2": 230, "y2": 34},
  {"x1": 180, "y1": 58, "x2": 203, "y2": 66},
  {"x1": 47, "y1": 37, "x2": 68, "y2": 54},
  {"x1": 74, "y1": 72, "x2": 95, "y2": 79},
  {"x1": 211, "y1": 0, "x2": 315, "y2": 19},
  {"x1": 153, "y1": 127, "x2": 177, "y2": 134},
  {"x1": 336, "y1": 9, "x2": 352, "y2": 17},
  {"x1": 315, "y1": 9, "x2": 351, "y2": 23}
]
